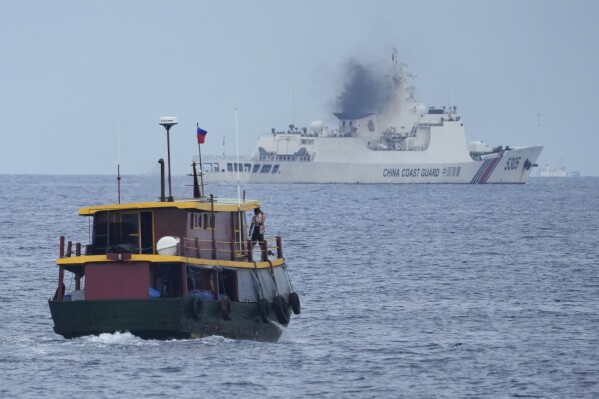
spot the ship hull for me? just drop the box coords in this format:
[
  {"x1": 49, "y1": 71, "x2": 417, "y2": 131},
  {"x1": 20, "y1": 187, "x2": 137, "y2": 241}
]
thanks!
[
  {"x1": 49, "y1": 298, "x2": 284, "y2": 342},
  {"x1": 203, "y1": 146, "x2": 543, "y2": 184}
]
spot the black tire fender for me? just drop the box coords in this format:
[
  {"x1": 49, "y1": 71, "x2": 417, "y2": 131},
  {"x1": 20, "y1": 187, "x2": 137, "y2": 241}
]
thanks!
[
  {"x1": 289, "y1": 292, "x2": 301, "y2": 315},
  {"x1": 220, "y1": 295, "x2": 232, "y2": 321},
  {"x1": 273, "y1": 295, "x2": 290, "y2": 325},
  {"x1": 192, "y1": 297, "x2": 203, "y2": 320},
  {"x1": 258, "y1": 298, "x2": 270, "y2": 323}
]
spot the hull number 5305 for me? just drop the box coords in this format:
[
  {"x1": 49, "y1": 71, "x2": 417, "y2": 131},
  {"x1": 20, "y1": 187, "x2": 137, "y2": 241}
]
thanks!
[{"x1": 505, "y1": 157, "x2": 521, "y2": 170}]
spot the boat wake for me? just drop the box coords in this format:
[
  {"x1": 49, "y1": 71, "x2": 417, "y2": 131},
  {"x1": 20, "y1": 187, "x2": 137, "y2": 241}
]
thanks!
[{"x1": 81, "y1": 331, "x2": 144, "y2": 346}]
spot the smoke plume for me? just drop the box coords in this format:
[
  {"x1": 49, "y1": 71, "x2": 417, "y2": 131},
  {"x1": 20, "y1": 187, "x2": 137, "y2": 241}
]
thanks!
[{"x1": 336, "y1": 59, "x2": 391, "y2": 116}]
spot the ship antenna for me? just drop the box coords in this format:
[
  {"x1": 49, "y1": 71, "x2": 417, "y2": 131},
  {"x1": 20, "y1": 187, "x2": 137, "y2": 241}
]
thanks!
[
  {"x1": 235, "y1": 107, "x2": 243, "y2": 259},
  {"x1": 117, "y1": 118, "x2": 121, "y2": 204},
  {"x1": 235, "y1": 107, "x2": 241, "y2": 204},
  {"x1": 159, "y1": 117, "x2": 178, "y2": 202},
  {"x1": 536, "y1": 112, "x2": 541, "y2": 147},
  {"x1": 117, "y1": 164, "x2": 121, "y2": 204}
]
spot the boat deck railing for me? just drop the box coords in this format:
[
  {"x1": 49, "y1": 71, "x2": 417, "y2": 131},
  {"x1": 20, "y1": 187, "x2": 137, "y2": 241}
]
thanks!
[
  {"x1": 180, "y1": 236, "x2": 283, "y2": 262},
  {"x1": 57, "y1": 235, "x2": 283, "y2": 263}
]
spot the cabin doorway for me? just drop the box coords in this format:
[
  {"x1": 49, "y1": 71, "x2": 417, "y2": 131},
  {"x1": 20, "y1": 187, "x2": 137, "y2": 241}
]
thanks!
[{"x1": 140, "y1": 211, "x2": 154, "y2": 254}]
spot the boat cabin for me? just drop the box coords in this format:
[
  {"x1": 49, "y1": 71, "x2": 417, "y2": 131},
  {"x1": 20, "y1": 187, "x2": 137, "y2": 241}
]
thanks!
[{"x1": 56, "y1": 197, "x2": 287, "y2": 304}]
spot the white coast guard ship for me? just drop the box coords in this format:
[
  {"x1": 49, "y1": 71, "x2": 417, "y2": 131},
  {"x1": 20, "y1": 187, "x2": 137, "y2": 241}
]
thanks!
[{"x1": 201, "y1": 56, "x2": 542, "y2": 184}]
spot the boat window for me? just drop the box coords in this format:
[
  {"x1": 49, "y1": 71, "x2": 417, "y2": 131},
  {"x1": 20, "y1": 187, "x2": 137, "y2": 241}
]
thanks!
[
  {"x1": 227, "y1": 163, "x2": 233, "y2": 172},
  {"x1": 91, "y1": 212, "x2": 110, "y2": 252},
  {"x1": 187, "y1": 268, "x2": 217, "y2": 300},
  {"x1": 233, "y1": 163, "x2": 238, "y2": 172},
  {"x1": 120, "y1": 212, "x2": 139, "y2": 237},
  {"x1": 213, "y1": 163, "x2": 219, "y2": 172},
  {"x1": 91, "y1": 211, "x2": 143, "y2": 254},
  {"x1": 260, "y1": 165, "x2": 272, "y2": 173},
  {"x1": 244, "y1": 163, "x2": 251, "y2": 172},
  {"x1": 272, "y1": 165, "x2": 279, "y2": 173},
  {"x1": 191, "y1": 213, "x2": 201, "y2": 229},
  {"x1": 191, "y1": 212, "x2": 213, "y2": 230},
  {"x1": 252, "y1": 164, "x2": 260, "y2": 173},
  {"x1": 150, "y1": 264, "x2": 182, "y2": 298}
]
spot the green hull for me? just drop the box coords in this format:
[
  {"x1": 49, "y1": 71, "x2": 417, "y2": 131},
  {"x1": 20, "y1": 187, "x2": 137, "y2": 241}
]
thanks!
[{"x1": 48, "y1": 298, "x2": 284, "y2": 342}]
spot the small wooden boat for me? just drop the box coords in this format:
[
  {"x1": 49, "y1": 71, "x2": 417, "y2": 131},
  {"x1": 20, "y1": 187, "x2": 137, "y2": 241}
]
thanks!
[{"x1": 48, "y1": 119, "x2": 300, "y2": 342}]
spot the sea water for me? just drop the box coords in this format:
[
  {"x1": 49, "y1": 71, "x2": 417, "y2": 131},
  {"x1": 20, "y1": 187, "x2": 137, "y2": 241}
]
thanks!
[{"x1": 0, "y1": 175, "x2": 598, "y2": 398}]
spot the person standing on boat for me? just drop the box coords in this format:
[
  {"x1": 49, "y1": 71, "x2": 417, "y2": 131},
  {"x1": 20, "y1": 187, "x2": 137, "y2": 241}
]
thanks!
[{"x1": 250, "y1": 207, "x2": 266, "y2": 246}]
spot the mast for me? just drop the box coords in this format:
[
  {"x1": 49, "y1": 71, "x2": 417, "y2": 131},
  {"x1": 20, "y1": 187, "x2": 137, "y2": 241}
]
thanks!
[
  {"x1": 235, "y1": 107, "x2": 243, "y2": 259},
  {"x1": 159, "y1": 117, "x2": 178, "y2": 202},
  {"x1": 196, "y1": 123, "x2": 205, "y2": 194},
  {"x1": 117, "y1": 164, "x2": 121, "y2": 204}
]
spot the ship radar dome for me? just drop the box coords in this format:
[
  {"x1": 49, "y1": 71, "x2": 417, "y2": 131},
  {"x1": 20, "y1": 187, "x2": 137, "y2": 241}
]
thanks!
[
  {"x1": 157, "y1": 236, "x2": 180, "y2": 256},
  {"x1": 309, "y1": 120, "x2": 324, "y2": 133},
  {"x1": 469, "y1": 141, "x2": 492, "y2": 154}
]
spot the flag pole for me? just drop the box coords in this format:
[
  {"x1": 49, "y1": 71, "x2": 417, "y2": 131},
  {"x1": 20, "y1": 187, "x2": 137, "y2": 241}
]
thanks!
[{"x1": 196, "y1": 123, "x2": 205, "y2": 194}]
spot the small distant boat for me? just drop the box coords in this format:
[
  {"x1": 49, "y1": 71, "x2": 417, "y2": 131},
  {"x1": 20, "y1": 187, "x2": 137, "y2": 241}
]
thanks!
[
  {"x1": 538, "y1": 164, "x2": 568, "y2": 177},
  {"x1": 48, "y1": 118, "x2": 300, "y2": 342}
]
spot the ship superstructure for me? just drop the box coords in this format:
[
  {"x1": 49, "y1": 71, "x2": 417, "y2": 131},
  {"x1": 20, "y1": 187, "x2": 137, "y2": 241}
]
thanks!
[{"x1": 201, "y1": 53, "x2": 542, "y2": 184}]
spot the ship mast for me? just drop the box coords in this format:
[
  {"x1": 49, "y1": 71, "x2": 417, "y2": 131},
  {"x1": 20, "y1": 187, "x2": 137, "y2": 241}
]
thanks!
[{"x1": 159, "y1": 117, "x2": 178, "y2": 202}]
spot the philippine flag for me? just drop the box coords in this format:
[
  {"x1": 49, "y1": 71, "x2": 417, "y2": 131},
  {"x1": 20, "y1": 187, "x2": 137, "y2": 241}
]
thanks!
[{"x1": 197, "y1": 124, "x2": 208, "y2": 144}]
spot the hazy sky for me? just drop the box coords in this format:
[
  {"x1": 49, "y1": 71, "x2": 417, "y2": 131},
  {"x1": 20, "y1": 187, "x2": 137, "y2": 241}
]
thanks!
[{"x1": 1, "y1": 0, "x2": 598, "y2": 176}]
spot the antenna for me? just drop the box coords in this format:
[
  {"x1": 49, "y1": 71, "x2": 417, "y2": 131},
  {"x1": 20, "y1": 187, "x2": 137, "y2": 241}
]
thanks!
[
  {"x1": 159, "y1": 117, "x2": 178, "y2": 202},
  {"x1": 117, "y1": 118, "x2": 121, "y2": 204},
  {"x1": 117, "y1": 165, "x2": 121, "y2": 204},
  {"x1": 235, "y1": 107, "x2": 243, "y2": 260},
  {"x1": 536, "y1": 112, "x2": 541, "y2": 146},
  {"x1": 235, "y1": 107, "x2": 241, "y2": 204}
]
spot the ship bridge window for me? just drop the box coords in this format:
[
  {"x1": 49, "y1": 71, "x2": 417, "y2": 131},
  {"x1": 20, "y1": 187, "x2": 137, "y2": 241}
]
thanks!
[
  {"x1": 205, "y1": 163, "x2": 219, "y2": 173},
  {"x1": 252, "y1": 164, "x2": 261, "y2": 173},
  {"x1": 230, "y1": 163, "x2": 244, "y2": 172},
  {"x1": 272, "y1": 165, "x2": 279, "y2": 173},
  {"x1": 244, "y1": 163, "x2": 251, "y2": 172},
  {"x1": 260, "y1": 165, "x2": 272, "y2": 173}
]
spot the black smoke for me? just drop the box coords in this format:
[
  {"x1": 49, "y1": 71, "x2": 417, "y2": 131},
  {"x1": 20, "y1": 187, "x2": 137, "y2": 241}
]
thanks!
[{"x1": 336, "y1": 59, "x2": 391, "y2": 116}]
